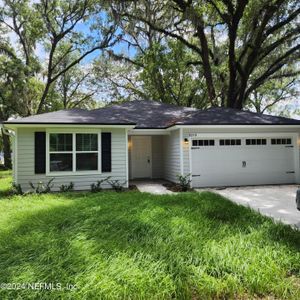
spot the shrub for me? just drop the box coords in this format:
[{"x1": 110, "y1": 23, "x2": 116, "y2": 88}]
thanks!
[
  {"x1": 12, "y1": 183, "x2": 23, "y2": 195},
  {"x1": 29, "y1": 178, "x2": 55, "y2": 194},
  {"x1": 60, "y1": 182, "x2": 74, "y2": 192},
  {"x1": 176, "y1": 174, "x2": 191, "y2": 192},
  {"x1": 90, "y1": 177, "x2": 111, "y2": 193},
  {"x1": 108, "y1": 180, "x2": 126, "y2": 192}
]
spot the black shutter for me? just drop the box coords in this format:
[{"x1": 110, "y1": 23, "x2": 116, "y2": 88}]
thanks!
[
  {"x1": 35, "y1": 132, "x2": 46, "y2": 174},
  {"x1": 101, "y1": 132, "x2": 111, "y2": 172}
]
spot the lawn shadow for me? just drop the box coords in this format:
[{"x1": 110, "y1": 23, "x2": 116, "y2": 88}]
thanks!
[{"x1": 0, "y1": 191, "x2": 299, "y2": 299}]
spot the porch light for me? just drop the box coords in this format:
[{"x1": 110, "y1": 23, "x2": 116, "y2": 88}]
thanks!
[{"x1": 184, "y1": 138, "x2": 189, "y2": 144}]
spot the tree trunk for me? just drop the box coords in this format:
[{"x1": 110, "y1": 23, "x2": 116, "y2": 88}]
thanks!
[{"x1": 1, "y1": 129, "x2": 12, "y2": 169}]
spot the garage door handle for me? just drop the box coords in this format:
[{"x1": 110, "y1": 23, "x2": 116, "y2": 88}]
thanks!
[
  {"x1": 242, "y1": 161, "x2": 246, "y2": 168},
  {"x1": 192, "y1": 175, "x2": 201, "y2": 177}
]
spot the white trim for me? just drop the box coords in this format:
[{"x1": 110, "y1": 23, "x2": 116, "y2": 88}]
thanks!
[
  {"x1": 187, "y1": 132, "x2": 298, "y2": 138},
  {"x1": 46, "y1": 130, "x2": 102, "y2": 177},
  {"x1": 5, "y1": 124, "x2": 135, "y2": 129},
  {"x1": 188, "y1": 136, "x2": 192, "y2": 188},
  {"x1": 98, "y1": 132, "x2": 101, "y2": 173},
  {"x1": 14, "y1": 128, "x2": 18, "y2": 184},
  {"x1": 169, "y1": 125, "x2": 300, "y2": 130},
  {"x1": 47, "y1": 128, "x2": 101, "y2": 133},
  {"x1": 179, "y1": 128, "x2": 184, "y2": 175},
  {"x1": 129, "y1": 129, "x2": 170, "y2": 135},
  {"x1": 72, "y1": 133, "x2": 76, "y2": 172},
  {"x1": 294, "y1": 133, "x2": 300, "y2": 183},
  {"x1": 125, "y1": 129, "x2": 129, "y2": 188}
]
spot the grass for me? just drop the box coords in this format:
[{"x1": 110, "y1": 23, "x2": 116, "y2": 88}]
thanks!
[
  {"x1": 0, "y1": 169, "x2": 12, "y2": 197},
  {"x1": 0, "y1": 171, "x2": 299, "y2": 299}
]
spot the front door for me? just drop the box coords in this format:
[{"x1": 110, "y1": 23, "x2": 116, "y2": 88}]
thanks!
[{"x1": 131, "y1": 136, "x2": 152, "y2": 178}]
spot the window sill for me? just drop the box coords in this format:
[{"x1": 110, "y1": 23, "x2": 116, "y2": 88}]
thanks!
[{"x1": 46, "y1": 171, "x2": 102, "y2": 177}]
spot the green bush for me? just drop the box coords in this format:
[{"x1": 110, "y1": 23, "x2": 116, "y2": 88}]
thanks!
[
  {"x1": 90, "y1": 177, "x2": 111, "y2": 193},
  {"x1": 29, "y1": 178, "x2": 55, "y2": 194},
  {"x1": 176, "y1": 174, "x2": 191, "y2": 192},
  {"x1": 59, "y1": 182, "x2": 74, "y2": 192},
  {"x1": 108, "y1": 180, "x2": 126, "y2": 192},
  {"x1": 12, "y1": 183, "x2": 23, "y2": 195}
]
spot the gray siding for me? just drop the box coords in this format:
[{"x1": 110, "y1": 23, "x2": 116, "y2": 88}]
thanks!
[
  {"x1": 16, "y1": 127, "x2": 127, "y2": 191},
  {"x1": 182, "y1": 127, "x2": 300, "y2": 184},
  {"x1": 152, "y1": 136, "x2": 164, "y2": 178},
  {"x1": 163, "y1": 129, "x2": 181, "y2": 182}
]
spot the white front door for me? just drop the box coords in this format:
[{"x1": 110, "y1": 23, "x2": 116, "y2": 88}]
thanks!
[{"x1": 131, "y1": 136, "x2": 152, "y2": 178}]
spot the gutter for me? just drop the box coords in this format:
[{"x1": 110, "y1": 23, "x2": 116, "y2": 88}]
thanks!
[{"x1": 167, "y1": 124, "x2": 300, "y2": 130}]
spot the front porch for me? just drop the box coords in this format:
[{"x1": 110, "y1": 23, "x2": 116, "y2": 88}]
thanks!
[
  {"x1": 128, "y1": 128, "x2": 182, "y2": 185},
  {"x1": 128, "y1": 135, "x2": 165, "y2": 180}
]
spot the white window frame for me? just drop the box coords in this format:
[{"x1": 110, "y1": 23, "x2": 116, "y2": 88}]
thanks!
[{"x1": 46, "y1": 129, "x2": 102, "y2": 176}]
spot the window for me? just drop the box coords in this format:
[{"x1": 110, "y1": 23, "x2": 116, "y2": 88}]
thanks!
[
  {"x1": 219, "y1": 139, "x2": 241, "y2": 146},
  {"x1": 192, "y1": 139, "x2": 215, "y2": 146},
  {"x1": 48, "y1": 133, "x2": 100, "y2": 173},
  {"x1": 76, "y1": 134, "x2": 98, "y2": 171},
  {"x1": 246, "y1": 139, "x2": 267, "y2": 146},
  {"x1": 271, "y1": 138, "x2": 292, "y2": 145},
  {"x1": 49, "y1": 134, "x2": 73, "y2": 172}
]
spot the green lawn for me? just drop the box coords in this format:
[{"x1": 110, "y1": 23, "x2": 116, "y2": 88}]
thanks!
[
  {"x1": 0, "y1": 171, "x2": 299, "y2": 299},
  {"x1": 0, "y1": 169, "x2": 12, "y2": 198}
]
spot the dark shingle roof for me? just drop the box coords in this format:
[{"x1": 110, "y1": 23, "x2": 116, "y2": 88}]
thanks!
[
  {"x1": 4, "y1": 100, "x2": 300, "y2": 127},
  {"x1": 3, "y1": 108, "x2": 136, "y2": 125},
  {"x1": 178, "y1": 107, "x2": 300, "y2": 125},
  {"x1": 92, "y1": 100, "x2": 196, "y2": 128}
]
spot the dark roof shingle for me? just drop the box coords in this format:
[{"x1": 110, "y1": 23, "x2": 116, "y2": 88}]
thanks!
[
  {"x1": 178, "y1": 107, "x2": 300, "y2": 125},
  {"x1": 4, "y1": 100, "x2": 300, "y2": 127}
]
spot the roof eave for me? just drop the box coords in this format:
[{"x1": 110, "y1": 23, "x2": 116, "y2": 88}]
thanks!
[
  {"x1": 167, "y1": 124, "x2": 300, "y2": 130},
  {"x1": 3, "y1": 123, "x2": 136, "y2": 130}
]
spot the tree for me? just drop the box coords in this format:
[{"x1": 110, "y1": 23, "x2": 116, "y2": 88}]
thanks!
[
  {"x1": 138, "y1": 41, "x2": 208, "y2": 108},
  {"x1": 93, "y1": 55, "x2": 145, "y2": 103},
  {"x1": 111, "y1": 0, "x2": 300, "y2": 109},
  {"x1": 53, "y1": 44, "x2": 97, "y2": 109},
  {"x1": 0, "y1": 0, "x2": 120, "y2": 114},
  {"x1": 0, "y1": 0, "x2": 120, "y2": 167},
  {"x1": 247, "y1": 78, "x2": 299, "y2": 115},
  {"x1": 93, "y1": 1, "x2": 208, "y2": 108}
]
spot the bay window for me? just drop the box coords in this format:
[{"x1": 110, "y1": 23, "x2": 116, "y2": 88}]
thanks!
[{"x1": 48, "y1": 132, "x2": 101, "y2": 174}]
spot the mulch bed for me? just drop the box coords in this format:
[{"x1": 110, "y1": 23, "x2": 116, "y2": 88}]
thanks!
[{"x1": 163, "y1": 182, "x2": 194, "y2": 193}]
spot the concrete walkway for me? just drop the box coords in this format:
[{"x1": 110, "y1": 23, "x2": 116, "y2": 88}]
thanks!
[
  {"x1": 132, "y1": 180, "x2": 174, "y2": 195},
  {"x1": 198, "y1": 185, "x2": 300, "y2": 228}
]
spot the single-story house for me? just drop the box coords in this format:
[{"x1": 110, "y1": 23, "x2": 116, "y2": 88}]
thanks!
[{"x1": 2, "y1": 100, "x2": 300, "y2": 191}]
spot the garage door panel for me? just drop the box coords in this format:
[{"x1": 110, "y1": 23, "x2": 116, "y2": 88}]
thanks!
[{"x1": 191, "y1": 136, "x2": 296, "y2": 187}]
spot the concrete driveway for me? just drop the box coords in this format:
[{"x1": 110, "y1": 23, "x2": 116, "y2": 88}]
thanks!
[{"x1": 199, "y1": 185, "x2": 300, "y2": 228}]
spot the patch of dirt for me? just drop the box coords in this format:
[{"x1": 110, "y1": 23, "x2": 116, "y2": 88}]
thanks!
[
  {"x1": 163, "y1": 182, "x2": 194, "y2": 193},
  {"x1": 128, "y1": 185, "x2": 138, "y2": 191}
]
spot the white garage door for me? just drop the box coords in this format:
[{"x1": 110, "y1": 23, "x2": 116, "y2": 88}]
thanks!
[{"x1": 191, "y1": 136, "x2": 296, "y2": 187}]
